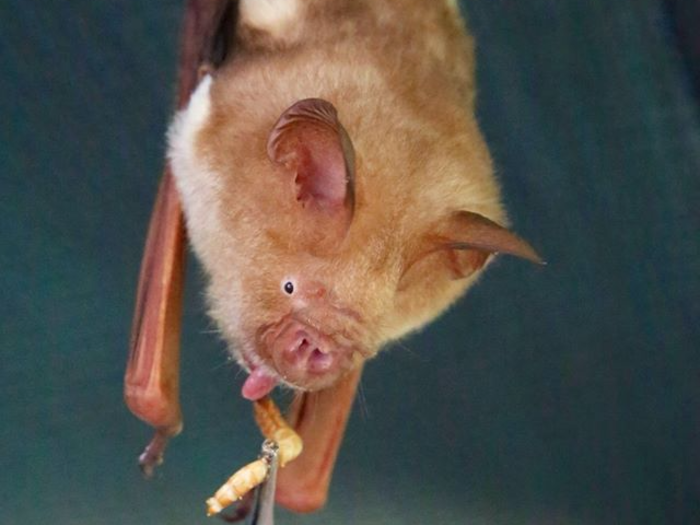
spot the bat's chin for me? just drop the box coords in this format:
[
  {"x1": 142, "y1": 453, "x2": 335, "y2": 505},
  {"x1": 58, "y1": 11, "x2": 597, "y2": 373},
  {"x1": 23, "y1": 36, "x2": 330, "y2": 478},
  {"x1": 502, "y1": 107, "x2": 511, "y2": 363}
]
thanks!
[
  {"x1": 240, "y1": 355, "x2": 356, "y2": 401},
  {"x1": 240, "y1": 364, "x2": 348, "y2": 401}
]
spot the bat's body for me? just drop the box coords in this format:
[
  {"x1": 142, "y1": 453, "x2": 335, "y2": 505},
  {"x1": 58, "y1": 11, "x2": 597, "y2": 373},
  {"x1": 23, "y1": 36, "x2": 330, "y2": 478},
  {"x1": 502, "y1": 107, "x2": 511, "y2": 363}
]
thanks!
[{"x1": 126, "y1": 0, "x2": 541, "y2": 514}]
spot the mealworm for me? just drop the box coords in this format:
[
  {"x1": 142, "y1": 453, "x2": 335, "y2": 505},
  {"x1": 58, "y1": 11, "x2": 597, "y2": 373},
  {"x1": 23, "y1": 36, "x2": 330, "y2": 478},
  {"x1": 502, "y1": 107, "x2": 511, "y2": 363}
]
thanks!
[
  {"x1": 253, "y1": 396, "x2": 303, "y2": 467},
  {"x1": 205, "y1": 397, "x2": 302, "y2": 516},
  {"x1": 206, "y1": 458, "x2": 268, "y2": 516}
]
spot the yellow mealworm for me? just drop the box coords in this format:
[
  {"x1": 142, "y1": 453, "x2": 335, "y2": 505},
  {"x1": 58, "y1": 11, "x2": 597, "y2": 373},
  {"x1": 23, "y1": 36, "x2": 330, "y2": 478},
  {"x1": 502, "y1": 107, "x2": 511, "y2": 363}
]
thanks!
[
  {"x1": 206, "y1": 458, "x2": 268, "y2": 516},
  {"x1": 254, "y1": 397, "x2": 303, "y2": 467},
  {"x1": 205, "y1": 397, "x2": 302, "y2": 516}
]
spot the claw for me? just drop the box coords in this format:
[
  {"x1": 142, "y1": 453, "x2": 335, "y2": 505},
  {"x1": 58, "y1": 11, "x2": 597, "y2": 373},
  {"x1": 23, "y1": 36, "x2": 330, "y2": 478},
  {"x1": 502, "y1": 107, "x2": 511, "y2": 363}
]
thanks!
[{"x1": 137, "y1": 430, "x2": 171, "y2": 478}]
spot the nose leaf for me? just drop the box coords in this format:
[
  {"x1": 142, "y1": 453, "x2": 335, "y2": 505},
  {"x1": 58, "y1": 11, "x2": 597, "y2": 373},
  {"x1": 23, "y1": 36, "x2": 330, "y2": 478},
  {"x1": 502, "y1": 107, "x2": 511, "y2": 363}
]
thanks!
[
  {"x1": 308, "y1": 348, "x2": 333, "y2": 373},
  {"x1": 270, "y1": 323, "x2": 352, "y2": 389},
  {"x1": 284, "y1": 332, "x2": 328, "y2": 373}
]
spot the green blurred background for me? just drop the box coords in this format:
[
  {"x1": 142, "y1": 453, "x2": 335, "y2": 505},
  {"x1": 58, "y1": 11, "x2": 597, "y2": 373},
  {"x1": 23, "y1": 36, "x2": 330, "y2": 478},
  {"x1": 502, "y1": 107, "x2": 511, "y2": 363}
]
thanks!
[{"x1": 2, "y1": 0, "x2": 699, "y2": 523}]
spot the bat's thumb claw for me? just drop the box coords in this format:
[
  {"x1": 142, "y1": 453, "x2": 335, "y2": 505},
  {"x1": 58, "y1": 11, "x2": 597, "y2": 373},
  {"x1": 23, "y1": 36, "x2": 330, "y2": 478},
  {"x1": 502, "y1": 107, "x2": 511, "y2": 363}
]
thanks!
[
  {"x1": 138, "y1": 450, "x2": 164, "y2": 478},
  {"x1": 138, "y1": 431, "x2": 170, "y2": 478}
]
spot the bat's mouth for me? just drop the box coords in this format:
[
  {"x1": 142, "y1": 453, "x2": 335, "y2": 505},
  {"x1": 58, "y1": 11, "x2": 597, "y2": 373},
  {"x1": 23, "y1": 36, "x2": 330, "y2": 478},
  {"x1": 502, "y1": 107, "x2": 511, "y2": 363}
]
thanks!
[{"x1": 241, "y1": 315, "x2": 365, "y2": 399}]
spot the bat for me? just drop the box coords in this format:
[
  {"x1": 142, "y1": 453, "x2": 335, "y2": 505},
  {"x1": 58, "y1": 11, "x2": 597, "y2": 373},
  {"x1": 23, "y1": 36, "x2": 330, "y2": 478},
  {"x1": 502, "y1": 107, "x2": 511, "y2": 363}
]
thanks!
[{"x1": 125, "y1": 0, "x2": 543, "y2": 514}]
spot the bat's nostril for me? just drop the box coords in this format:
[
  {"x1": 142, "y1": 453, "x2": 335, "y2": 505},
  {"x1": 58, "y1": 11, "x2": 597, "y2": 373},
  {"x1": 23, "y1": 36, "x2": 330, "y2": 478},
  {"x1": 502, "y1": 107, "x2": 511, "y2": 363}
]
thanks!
[
  {"x1": 308, "y1": 347, "x2": 333, "y2": 372},
  {"x1": 297, "y1": 338, "x2": 310, "y2": 353},
  {"x1": 273, "y1": 325, "x2": 347, "y2": 380}
]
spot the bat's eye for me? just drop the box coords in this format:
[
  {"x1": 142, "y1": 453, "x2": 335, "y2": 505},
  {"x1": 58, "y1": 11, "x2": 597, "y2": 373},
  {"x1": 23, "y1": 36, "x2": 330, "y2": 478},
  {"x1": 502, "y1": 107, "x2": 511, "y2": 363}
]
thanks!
[{"x1": 283, "y1": 281, "x2": 295, "y2": 295}]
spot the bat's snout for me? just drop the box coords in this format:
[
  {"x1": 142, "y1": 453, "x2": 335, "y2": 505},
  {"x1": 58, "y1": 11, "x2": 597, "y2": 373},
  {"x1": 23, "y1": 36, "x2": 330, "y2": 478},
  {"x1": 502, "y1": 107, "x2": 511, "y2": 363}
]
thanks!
[{"x1": 268, "y1": 319, "x2": 355, "y2": 392}]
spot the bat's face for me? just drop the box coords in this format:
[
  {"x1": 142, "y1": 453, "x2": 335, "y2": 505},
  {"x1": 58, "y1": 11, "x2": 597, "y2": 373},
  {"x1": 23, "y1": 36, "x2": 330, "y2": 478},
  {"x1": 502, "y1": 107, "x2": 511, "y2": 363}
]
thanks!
[
  {"x1": 213, "y1": 251, "x2": 382, "y2": 399},
  {"x1": 168, "y1": 75, "x2": 540, "y2": 399}
]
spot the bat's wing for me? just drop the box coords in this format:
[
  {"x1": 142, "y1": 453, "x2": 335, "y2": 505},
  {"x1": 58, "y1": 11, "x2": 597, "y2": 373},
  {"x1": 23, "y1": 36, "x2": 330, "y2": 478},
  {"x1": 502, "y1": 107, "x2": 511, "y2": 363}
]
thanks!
[
  {"x1": 276, "y1": 367, "x2": 362, "y2": 512},
  {"x1": 124, "y1": 0, "x2": 231, "y2": 476},
  {"x1": 124, "y1": 170, "x2": 186, "y2": 476}
]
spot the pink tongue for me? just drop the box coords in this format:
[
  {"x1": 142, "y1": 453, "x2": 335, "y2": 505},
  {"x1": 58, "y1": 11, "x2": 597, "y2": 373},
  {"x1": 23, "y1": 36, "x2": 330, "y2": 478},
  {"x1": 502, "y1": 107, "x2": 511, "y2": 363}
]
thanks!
[{"x1": 242, "y1": 368, "x2": 278, "y2": 400}]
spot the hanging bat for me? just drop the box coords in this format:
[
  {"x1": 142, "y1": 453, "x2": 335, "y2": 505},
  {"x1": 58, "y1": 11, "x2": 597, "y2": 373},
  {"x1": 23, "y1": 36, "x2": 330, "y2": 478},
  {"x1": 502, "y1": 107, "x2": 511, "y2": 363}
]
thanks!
[{"x1": 125, "y1": 0, "x2": 543, "y2": 514}]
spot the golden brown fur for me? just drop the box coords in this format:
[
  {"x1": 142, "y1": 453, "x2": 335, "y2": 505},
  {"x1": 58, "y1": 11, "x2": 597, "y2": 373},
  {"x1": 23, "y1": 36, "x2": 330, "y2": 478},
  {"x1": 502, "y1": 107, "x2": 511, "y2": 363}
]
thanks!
[{"x1": 168, "y1": 0, "x2": 528, "y2": 390}]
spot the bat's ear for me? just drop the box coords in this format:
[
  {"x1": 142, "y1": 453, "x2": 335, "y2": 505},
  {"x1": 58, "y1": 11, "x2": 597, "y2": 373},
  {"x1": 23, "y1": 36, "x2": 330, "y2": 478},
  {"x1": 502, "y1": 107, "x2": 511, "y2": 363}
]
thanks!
[
  {"x1": 401, "y1": 211, "x2": 543, "y2": 287},
  {"x1": 267, "y1": 99, "x2": 355, "y2": 235},
  {"x1": 439, "y1": 211, "x2": 544, "y2": 275}
]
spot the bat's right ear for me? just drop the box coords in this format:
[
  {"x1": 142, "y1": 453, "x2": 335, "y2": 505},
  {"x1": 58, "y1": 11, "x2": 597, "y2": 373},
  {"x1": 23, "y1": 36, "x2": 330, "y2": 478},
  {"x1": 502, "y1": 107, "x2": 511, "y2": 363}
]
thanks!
[{"x1": 267, "y1": 98, "x2": 356, "y2": 238}]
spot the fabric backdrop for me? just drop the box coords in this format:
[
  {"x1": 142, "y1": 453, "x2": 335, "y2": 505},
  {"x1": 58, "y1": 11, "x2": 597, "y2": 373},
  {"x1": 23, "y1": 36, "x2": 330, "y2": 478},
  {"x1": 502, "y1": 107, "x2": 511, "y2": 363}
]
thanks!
[{"x1": 1, "y1": 0, "x2": 699, "y2": 524}]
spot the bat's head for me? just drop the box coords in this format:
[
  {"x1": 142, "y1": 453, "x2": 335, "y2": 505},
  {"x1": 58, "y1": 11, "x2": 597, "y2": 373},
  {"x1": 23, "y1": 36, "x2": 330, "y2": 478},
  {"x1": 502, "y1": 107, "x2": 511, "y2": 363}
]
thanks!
[{"x1": 169, "y1": 75, "x2": 541, "y2": 399}]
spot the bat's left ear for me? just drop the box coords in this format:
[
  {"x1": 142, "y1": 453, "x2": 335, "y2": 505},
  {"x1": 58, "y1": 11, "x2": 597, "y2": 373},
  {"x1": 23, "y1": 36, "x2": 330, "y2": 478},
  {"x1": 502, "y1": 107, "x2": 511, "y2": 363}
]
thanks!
[
  {"x1": 445, "y1": 211, "x2": 543, "y2": 261},
  {"x1": 437, "y1": 211, "x2": 544, "y2": 278},
  {"x1": 400, "y1": 211, "x2": 543, "y2": 288},
  {"x1": 267, "y1": 98, "x2": 355, "y2": 236}
]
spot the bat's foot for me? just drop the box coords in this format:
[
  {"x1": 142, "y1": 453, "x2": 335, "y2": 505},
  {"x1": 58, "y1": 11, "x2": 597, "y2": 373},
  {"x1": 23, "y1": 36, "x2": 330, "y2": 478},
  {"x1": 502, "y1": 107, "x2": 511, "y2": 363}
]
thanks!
[{"x1": 137, "y1": 430, "x2": 171, "y2": 478}]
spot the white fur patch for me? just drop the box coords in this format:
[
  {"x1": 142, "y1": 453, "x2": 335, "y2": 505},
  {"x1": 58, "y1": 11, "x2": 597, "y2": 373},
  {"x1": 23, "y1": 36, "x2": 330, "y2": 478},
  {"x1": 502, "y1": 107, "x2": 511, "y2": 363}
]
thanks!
[
  {"x1": 168, "y1": 76, "x2": 246, "y2": 340},
  {"x1": 239, "y1": 0, "x2": 301, "y2": 37},
  {"x1": 168, "y1": 74, "x2": 213, "y2": 157},
  {"x1": 446, "y1": 0, "x2": 460, "y2": 15},
  {"x1": 167, "y1": 75, "x2": 222, "y2": 250}
]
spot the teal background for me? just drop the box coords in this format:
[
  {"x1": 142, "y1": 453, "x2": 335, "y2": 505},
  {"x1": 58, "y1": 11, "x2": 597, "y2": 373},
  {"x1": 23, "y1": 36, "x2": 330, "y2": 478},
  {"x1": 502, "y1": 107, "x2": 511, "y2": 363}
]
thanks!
[{"x1": 1, "y1": 1, "x2": 699, "y2": 524}]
